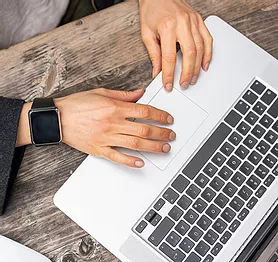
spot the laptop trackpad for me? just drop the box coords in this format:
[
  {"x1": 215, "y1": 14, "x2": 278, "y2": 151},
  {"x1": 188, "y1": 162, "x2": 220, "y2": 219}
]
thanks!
[{"x1": 138, "y1": 87, "x2": 208, "y2": 170}]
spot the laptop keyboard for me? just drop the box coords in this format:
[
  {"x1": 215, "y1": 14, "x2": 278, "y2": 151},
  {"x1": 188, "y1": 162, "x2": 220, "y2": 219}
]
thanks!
[{"x1": 133, "y1": 79, "x2": 278, "y2": 262}]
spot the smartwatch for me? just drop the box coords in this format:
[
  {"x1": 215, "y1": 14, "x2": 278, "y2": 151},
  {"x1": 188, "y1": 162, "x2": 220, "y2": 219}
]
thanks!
[{"x1": 28, "y1": 98, "x2": 62, "y2": 146}]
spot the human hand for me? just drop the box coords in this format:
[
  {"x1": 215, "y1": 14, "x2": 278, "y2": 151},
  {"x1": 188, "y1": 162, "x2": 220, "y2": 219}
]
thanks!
[
  {"x1": 139, "y1": 0, "x2": 213, "y2": 91},
  {"x1": 56, "y1": 88, "x2": 175, "y2": 168}
]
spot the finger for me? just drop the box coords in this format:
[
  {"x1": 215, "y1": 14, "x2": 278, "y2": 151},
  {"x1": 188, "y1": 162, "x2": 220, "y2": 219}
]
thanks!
[
  {"x1": 100, "y1": 147, "x2": 145, "y2": 168},
  {"x1": 120, "y1": 103, "x2": 174, "y2": 125},
  {"x1": 177, "y1": 18, "x2": 197, "y2": 89},
  {"x1": 141, "y1": 28, "x2": 162, "y2": 78},
  {"x1": 159, "y1": 24, "x2": 177, "y2": 92},
  {"x1": 112, "y1": 134, "x2": 172, "y2": 154},
  {"x1": 198, "y1": 18, "x2": 213, "y2": 71},
  {"x1": 93, "y1": 88, "x2": 145, "y2": 102},
  {"x1": 120, "y1": 121, "x2": 176, "y2": 141}
]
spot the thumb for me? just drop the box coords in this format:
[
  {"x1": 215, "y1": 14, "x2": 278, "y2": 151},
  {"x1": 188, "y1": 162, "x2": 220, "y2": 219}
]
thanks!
[{"x1": 93, "y1": 88, "x2": 145, "y2": 102}]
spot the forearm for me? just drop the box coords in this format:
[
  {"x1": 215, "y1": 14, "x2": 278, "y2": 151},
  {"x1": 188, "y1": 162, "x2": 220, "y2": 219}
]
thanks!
[{"x1": 16, "y1": 103, "x2": 32, "y2": 147}]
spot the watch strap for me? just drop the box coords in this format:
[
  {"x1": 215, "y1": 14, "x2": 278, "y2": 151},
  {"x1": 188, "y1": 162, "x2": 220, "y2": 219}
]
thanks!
[{"x1": 32, "y1": 98, "x2": 55, "y2": 109}]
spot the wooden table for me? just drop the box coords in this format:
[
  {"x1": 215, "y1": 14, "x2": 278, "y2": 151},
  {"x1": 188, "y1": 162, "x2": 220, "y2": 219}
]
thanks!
[{"x1": 0, "y1": 0, "x2": 278, "y2": 261}]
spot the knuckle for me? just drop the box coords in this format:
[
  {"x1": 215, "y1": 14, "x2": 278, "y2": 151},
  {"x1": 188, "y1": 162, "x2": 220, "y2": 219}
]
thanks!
[
  {"x1": 195, "y1": 41, "x2": 204, "y2": 52},
  {"x1": 138, "y1": 125, "x2": 151, "y2": 137},
  {"x1": 149, "y1": 52, "x2": 160, "y2": 64},
  {"x1": 159, "y1": 112, "x2": 167, "y2": 123},
  {"x1": 162, "y1": 129, "x2": 170, "y2": 139},
  {"x1": 159, "y1": 16, "x2": 176, "y2": 30},
  {"x1": 127, "y1": 138, "x2": 140, "y2": 149},
  {"x1": 162, "y1": 53, "x2": 176, "y2": 64},
  {"x1": 153, "y1": 142, "x2": 163, "y2": 152},
  {"x1": 186, "y1": 46, "x2": 197, "y2": 58},
  {"x1": 139, "y1": 105, "x2": 151, "y2": 118},
  {"x1": 181, "y1": 71, "x2": 194, "y2": 80}
]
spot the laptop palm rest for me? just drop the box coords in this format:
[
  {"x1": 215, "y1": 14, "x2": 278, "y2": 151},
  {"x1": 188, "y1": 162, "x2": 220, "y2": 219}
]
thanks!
[{"x1": 137, "y1": 87, "x2": 208, "y2": 170}]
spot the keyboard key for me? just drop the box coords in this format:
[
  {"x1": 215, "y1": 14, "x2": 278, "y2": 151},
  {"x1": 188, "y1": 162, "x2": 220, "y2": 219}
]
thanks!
[
  {"x1": 229, "y1": 131, "x2": 243, "y2": 146},
  {"x1": 179, "y1": 237, "x2": 195, "y2": 253},
  {"x1": 211, "y1": 243, "x2": 223, "y2": 256},
  {"x1": 253, "y1": 101, "x2": 267, "y2": 115},
  {"x1": 263, "y1": 154, "x2": 277, "y2": 168},
  {"x1": 265, "y1": 130, "x2": 278, "y2": 144},
  {"x1": 251, "y1": 124, "x2": 266, "y2": 139},
  {"x1": 268, "y1": 254, "x2": 278, "y2": 262},
  {"x1": 237, "y1": 121, "x2": 251, "y2": 136},
  {"x1": 235, "y1": 100, "x2": 250, "y2": 115},
  {"x1": 255, "y1": 186, "x2": 267, "y2": 198},
  {"x1": 184, "y1": 209, "x2": 199, "y2": 224},
  {"x1": 229, "y1": 219, "x2": 241, "y2": 233},
  {"x1": 221, "y1": 207, "x2": 236, "y2": 223},
  {"x1": 250, "y1": 81, "x2": 266, "y2": 95},
  {"x1": 214, "y1": 193, "x2": 229, "y2": 208},
  {"x1": 193, "y1": 198, "x2": 208, "y2": 213},
  {"x1": 227, "y1": 155, "x2": 241, "y2": 170},
  {"x1": 243, "y1": 90, "x2": 258, "y2": 105},
  {"x1": 261, "y1": 89, "x2": 277, "y2": 105},
  {"x1": 255, "y1": 164, "x2": 269, "y2": 179},
  {"x1": 159, "y1": 242, "x2": 185, "y2": 262},
  {"x1": 220, "y1": 231, "x2": 232, "y2": 244},
  {"x1": 271, "y1": 143, "x2": 278, "y2": 157},
  {"x1": 204, "y1": 255, "x2": 214, "y2": 262},
  {"x1": 148, "y1": 217, "x2": 175, "y2": 246},
  {"x1": 243, "y1": 134, "x2": 258, "y2": 149},
  {"x1": 235, "y1": 145, "x2": 250, "y2": 160},
  {"x1": 273, "y1": 164, "x2": 278, "y2": 176},
  {"x1": 175, "y1": 220, "x2": 190, "y2": 236},
  {"x1": 145, "y1": 210, "x2": 157, "y2": 222},
  {"x1": 163, "y1": 188, "x2": 179, "y2": 204},
  {"x1": 220, "y1": 142, "x2": 235, "y2": 157},
  {"x1": 204, "y1": 229, "x2": 219, "y2": 245},
  {"x1": 230, "y1": 196, "x2": 244, "y2": 212},
  {"x1": 210, "y1": 177, "x2": 225, "y2": 191},
  {"x1": 203, "y1": 163, "x2": 218, "y2": 178},
  {"x1": 188, "y1": 226, "x2": 203, "y2": 242},
  {"x1": 135, "y1": 220, "x2": 147, "y2": 233},
  {"x1": 182, "y1": 123, "x2": 232, "y2": 179},
  {"x1": 169, "y1": 206, "x2": 184, "y2": 221},
  {"x1": 151, "y1": 214, "x2": 162, "y2": 226},
  {"x1": 218, "y1": 166, "x2": 233, "y2": 181},
  {"x1": 225, "y1": 110, "x2": 242, "y2": 127},
  {"x1": 268, "y1": 98, "x2": 278, "y2": 119},
  {"x1": 195, "y1": 241, "x2": 210, "y2": 257},
  {"x1": 166, "y1": 231, "x2": 181, "y2": 247},
  {"x1": 248, "y1": 151, "x2": 262, "y2": 165},
  {"x1": 154, "y1": 198, "x2": 165, "y2": 211},
  {"x1": 172, "y1": 174, "x2": 190, "y2": 193},
  {"x1": 177, "y1": 195, "x2": 192, "y2": 211},
  {"x1": 201, "y1": 187, "x2": 216, "y2": 203},
  {"x1": 238, "y1": 208, "x2": 249, "y2": 221},
  {"x1": 184, "y1": 253, "x2": 201, "y2": 262},
  {"x1": 206, "y1": 204, "x2": 221, "y2": 219},
  {"x1": 273, "y1": 120, "x2": 278, "y2": 133},
  {"x1": 247, "y1": 197, "x2": 258, "y2": 210},
  {"x1": 239, "y1": 161, "x2": 254, "y2": 176},
  {"x1": 264, "y1": 175, "x2": 275, "y2": 187},
  {"x1": 232, "y1": 172, "x2": 246, "y2": 187},
  {"x1": 186, "y1": 184, "x2": 201, "y2": 199},
  {"x1": 195, "y1": 173, "x2": 209, "y2": 188},
  {"x1": 260, "y1": 114, "x2": 274, "y2": 128},
  {"x1": 223, "y1": 182, "x2": 237, "y2": 197},
  {"x1": 212, "y1": 152, "x2": 226, "y2": 167},
  {"x1": 246, "y1": 175, "x2": 261, "y2": 190},
  {"x1": 245, "y1": 111, "x2": 259, "y2": 125},
  {"x1": 256, "y1": 140, "x2": 270, "y2": 155},
  {"x1": 238, "y1": 185, "x2": 253, "y2": 201},
  {"x1": 212, "y1": 218, "x2": 227, "y2": 234},
  {"x1": 197, "y1": 215, "x2": 212, "y2": 231}
]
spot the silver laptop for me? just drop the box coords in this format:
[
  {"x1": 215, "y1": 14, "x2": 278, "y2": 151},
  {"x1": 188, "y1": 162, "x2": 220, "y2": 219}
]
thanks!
[{"x1": 54, "y1": 16, "x2": 278, "y2": 262}]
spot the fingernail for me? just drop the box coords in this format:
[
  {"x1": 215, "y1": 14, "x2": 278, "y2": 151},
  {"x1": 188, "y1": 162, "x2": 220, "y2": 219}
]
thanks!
[
  {"x1": 167, "y1": 115, "x2": 174, "y2": 124},
  {"x1": 165, "y1": 83, "x2": 173, "y2": 92},
  {"x1": 181, "y1": 81, "x2": 189, "y2": 89},
  {"x1": 190, "y1": 76, "x2": 198, "y2": 85},
  {"x1": 204, "y1": 62, "x2": 210, "y2": 72},
  {"x1": 162, "y1": 144, "x2": 171, "y2": 153},
  {"x1": 169, "y1": 131, "x2": 176, "y2": 141},
  {"x1": 135, "y1": 160, "x2": 145, "y2": 167}
]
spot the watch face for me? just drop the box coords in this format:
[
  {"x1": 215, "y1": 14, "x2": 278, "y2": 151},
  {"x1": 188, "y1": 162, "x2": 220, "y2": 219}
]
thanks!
[{"x1": 29, "y1": 109, "x2": 61, "y2": 145}]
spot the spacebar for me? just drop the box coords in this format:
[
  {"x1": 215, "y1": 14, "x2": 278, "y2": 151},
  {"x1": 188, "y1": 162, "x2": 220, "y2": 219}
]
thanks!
[{"x1": 182, "y1": 122, "x2": 232, "y2": 179}]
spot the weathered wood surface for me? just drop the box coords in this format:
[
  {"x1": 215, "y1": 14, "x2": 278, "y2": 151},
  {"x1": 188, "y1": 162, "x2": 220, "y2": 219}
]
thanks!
[{"x1": 0, "y1": 0, "x2": 278, "y2": 261}]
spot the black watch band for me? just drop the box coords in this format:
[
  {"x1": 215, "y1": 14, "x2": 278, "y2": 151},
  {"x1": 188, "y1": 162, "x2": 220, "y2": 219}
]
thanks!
[{"x1": 32, "y1": 98, "x2": 55, "y2": 109}]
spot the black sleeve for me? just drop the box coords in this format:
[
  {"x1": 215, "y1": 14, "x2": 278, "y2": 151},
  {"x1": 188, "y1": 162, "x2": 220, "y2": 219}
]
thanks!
[{"x1": 0, "y1": 97, "x2": 26, "y2": 215}]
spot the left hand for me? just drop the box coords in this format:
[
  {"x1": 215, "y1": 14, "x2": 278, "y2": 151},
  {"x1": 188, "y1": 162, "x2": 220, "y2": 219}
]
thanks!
[{"x1": 139, "y1": 0, "x2": 213, "y2": 92}]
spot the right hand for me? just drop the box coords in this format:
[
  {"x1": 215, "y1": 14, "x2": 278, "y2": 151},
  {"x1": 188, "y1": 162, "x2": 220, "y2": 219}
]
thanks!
[{"x1": 56, "y1": 88, "x2": 176, "y2": 168}]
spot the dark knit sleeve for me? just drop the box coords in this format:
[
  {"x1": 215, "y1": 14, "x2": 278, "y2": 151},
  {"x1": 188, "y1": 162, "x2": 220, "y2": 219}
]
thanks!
[{"x1": 0, "y1": 97, "x2": 26, "y2": 215}]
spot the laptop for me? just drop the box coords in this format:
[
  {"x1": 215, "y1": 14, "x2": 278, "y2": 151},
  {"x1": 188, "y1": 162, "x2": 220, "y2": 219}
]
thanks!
[{"x1": 54, "y1": 16, "x2": 278, "y2": 262}]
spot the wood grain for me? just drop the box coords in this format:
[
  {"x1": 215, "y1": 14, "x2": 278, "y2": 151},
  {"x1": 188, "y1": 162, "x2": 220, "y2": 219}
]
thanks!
[{"x1": 0, "y1": 0, "x2": 277, "y2": 262}]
